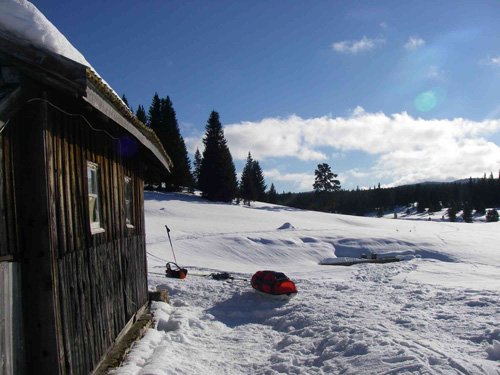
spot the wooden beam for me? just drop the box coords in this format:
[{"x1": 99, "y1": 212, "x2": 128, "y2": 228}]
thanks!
[
  {"x1": 83, "y1": 86, "x2": 171, "y2": 172},
  {"x1": 14, "y1": 96, "x2": 64, "y2": 374},
  {"x1": 0, "y1": 30, "x2": 87, "y2": 98}
]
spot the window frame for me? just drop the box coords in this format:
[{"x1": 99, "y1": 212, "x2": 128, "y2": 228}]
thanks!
[
  {"x1": 124, "y1": 175, "x2": 134, "y2": 229},
  {"x1": 87, "y1": 161, "x2": 104, "y2": 234}
]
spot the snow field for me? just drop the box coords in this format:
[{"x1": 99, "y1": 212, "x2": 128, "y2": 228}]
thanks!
[{"x1": 113, "y1": 192, "x2": 500, "y2": 374}]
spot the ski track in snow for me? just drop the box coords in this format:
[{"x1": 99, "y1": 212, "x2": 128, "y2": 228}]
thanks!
[{"x1": 113, "y1": 193, "x2": 500, "y2": 375}]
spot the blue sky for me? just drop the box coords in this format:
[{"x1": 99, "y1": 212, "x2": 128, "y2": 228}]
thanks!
[{"x1": 34, "y1": 0, "x2": 500, "y2": 191}]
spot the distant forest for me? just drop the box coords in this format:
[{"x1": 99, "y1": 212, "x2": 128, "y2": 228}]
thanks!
[
  {"x1": 126, "y1": 93, "x2": 499, "y2": 222},
  {"x1": 274, "y1": 175, "x2": 500, "y2": 219}
]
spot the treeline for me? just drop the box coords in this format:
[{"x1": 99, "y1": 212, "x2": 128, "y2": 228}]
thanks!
[
  {"x1": 124, "y1": 93, "x2": 269, "y2": 205},
  {"x1": 123, "y1": 93, "x2": 499, "y2": 221},
  {"x1": 275, "y1": 175, "x2": 500, "y2": 221}
]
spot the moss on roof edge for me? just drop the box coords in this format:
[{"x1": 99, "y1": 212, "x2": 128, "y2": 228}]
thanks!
[{"x1": 86, "y1": 67, "x2": 172, "y2": 170}]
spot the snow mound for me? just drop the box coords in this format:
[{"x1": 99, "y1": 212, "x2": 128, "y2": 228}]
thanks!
[
  {"x1": 486, "y1": 340, "x2": 500, "y2": 361},
  {"x1": 277, "y1": 222, "x2": 295, "y2": 230}
]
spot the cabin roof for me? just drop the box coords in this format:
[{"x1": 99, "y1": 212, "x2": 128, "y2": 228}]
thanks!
[{"x1": 0, "y1": 29, "x2": 172, "y2": 171}]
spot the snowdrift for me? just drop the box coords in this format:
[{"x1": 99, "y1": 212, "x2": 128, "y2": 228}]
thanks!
[{"x1": 112, "y1": 192, "x2": 500, "y2": 375}]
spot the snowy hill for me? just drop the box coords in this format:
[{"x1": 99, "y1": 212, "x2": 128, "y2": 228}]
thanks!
[{"x1": 113, "y1": 192, "x2": 500, "y2": 374}]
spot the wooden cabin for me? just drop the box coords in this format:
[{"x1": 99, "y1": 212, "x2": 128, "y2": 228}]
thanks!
[{"x1": 0, "y1": 29, "x2": 171, "y2": 375}]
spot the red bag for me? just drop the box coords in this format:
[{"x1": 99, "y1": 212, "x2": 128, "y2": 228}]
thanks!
[{"x1": 251, "y1": 270, "x2": 297, "y2": 296}]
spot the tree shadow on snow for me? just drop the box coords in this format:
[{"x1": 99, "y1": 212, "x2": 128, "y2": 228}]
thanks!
[
  {"x1": 145, "y1": 191, "x2": 215, "y2": 205},
  {"x1": 206, "y1": 290, "x2": 290, "y2": 328},
  {"x1": 252, "y1": 205, "x2": 303, "y2": 213}
]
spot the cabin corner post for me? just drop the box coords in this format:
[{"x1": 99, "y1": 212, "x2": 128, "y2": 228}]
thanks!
[{"x1": 16, "y1": 95, "x2": 65, "y2": 374}]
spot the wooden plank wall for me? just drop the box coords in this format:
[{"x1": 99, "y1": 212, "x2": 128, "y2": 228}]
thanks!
[
  {"x1": 0, "y1": 122, "x2": 19, "y2": 258},
  {"x1": 0, "y1": 262, "x2": 24, "y2": 375},
  {"x1": 45, "y1": 98, "x2": 148, "y2": 375}
]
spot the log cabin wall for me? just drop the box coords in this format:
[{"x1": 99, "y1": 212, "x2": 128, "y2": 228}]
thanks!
[
  {"x1": 45, "y1": 94, "x2": 149, "y2": 375},
  {"x1": 0, "y1": 120, "x2": 24, "y2": 375},
  {"x1": 11, "y1": 92, "x2": 150, "y2": 375},
  {"x1": 0, "y1": 120, "x2": 19, "y2": 259}
]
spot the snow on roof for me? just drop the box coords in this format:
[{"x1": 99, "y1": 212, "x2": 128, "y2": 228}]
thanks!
[
  {"x1": 0, "y1": 1, "x2": 130, "y2": 114},
  {"x1": 0, "y1": 0, "x2": 172, "y2": 171},
  {"x1": 0, "y1": 0, "x2": 89, "y2": 66}
]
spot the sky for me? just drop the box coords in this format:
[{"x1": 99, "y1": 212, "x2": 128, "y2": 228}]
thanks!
[{"x1": 30, "y1": 0, "x2": 500, "y2": 191}]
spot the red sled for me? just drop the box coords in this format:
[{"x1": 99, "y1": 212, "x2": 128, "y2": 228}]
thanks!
[{"x1": 251, "y1": 270, "x2": 297, "y2": 297}]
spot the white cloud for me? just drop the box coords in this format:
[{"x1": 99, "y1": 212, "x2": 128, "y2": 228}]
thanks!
[
  {"x1": 184, "y1": 133, "x2": 204, "y2": 154},
  {"x1": 222, "y1": 109, "x2": 500, "y2": 187},
  {"x1": 264, "y1": 169, "x2": 313, "y2": 192},
  {"x1": 483, "y1": 56, "x2": 500, "y2": 66},
  {"x1": 332, "y1": 36, "x2": 385, "y2": 54},
  {"x1": 426, "y1": 65, "x2": 443, "y2": 79},
  {"x1": 404, "y1": 36, "x2": 425, "y2": 50},
  {"x1": 224, "y1": 116, "x2": 327, "y2": 161}
]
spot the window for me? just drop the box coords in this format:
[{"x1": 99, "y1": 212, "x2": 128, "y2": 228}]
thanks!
[
  {"x1": 124, "y1": 176, "x2": 134, "y2": 228},
  {"x1": 87, "y1": 162, "x2": 103, "y2": 233}
]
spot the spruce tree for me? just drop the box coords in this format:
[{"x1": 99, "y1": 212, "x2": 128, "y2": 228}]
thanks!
[
  {"x1": 144, "y1": 93, "x2": 163, "y2": 186},
  {"x1": 193, "y1": 148, "x2": 202, "y2": 189},
  {"x1": 121, "y1": 94, "x2": 131, "y2": 111},
  {"x1": 136, "y1": 105, "x2": 147, "y2": 124},
  {"x1": 251, "y1": 159, "x2": 267, "y2": 201},
  {"x1": 198, "y1": 111, "x2": 238, "y2": 202},
  {"x1": 267, "y1": 183, "x2": 278, "y2": 204},
  {"x1": 148, "y1": 93, "x2": 162, "y2": 129},
  {"x1": 158, "y1": 97, "x2": 193, "y2": 190},
  {"x1": 486, "y1": 209, "x2": 499, "y2": 222},
  {"x1": 462, "y1": 203, "x2": 473, "y2": 223},
  {"x1": 416, "y1": 200, "x2": 426, "y2": 213},
  {"x1": 240, "y1": 152, "x2": 256, "y2": 205},
  {"x1": 146, "y1": 94, "x2": 193, "y2": 190},
  {"x1": 447, "y1": 206, "x2": 457, "y2": 222},
  {"x1": 240, "y1": 153, "x2": 267, "y2": 205}
]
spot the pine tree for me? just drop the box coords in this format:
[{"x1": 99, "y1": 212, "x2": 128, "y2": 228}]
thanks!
[
  {"x1": 376, "y1": 207, "x2": 384, "y2": 218},
  {"x1": 252, "y1": 159, "x2": 266, "y2": 201},
  {"x1": 193, "y1": 148, "x2": 202, "y2": 189},
  {"x1": 158, "y1": 97, "x2": 193, "y2": 190},
  {"x1": 447, "y1": 206, "x2": 457, "y2": 222},
  {"x1": 198, "y1": 111, "x2": 238, "y2": 202},
  {"x1": 416, "y1": 200, "x2": 426, "y2": 213},
  {"x1": 486, "y1": 209, "x2": 499, "y2": 222},
  {"x1": 148, "y1": 93, "x2": 162, "y2": 129},
  {"x1": 136, "y1": 105, "x2": 147, "y2": 125},
  {"x1": 240, "y1": 152, "x2": 256, "y2": 205},
  {"x1": 267, "y1": 183, "x2": 277, "y2": 204},
  {"x1": 146, "y1": 94, "x2": 193, "y2": 190},
  {"x1": 121, "y1": 94, "x2": 131, "y2": 111},
  {"x1": 240, "y1": 153, "x2": 267, "y2": 205},
  {"x1": 462, "y1": 203, "x2": 473, "y2": 223},
  {"x1": 313, "y1": 163, "x2": 341, "y2": 192},
  {"x1": 144, "y1": 94, "x2": 163, "y2": 186}
]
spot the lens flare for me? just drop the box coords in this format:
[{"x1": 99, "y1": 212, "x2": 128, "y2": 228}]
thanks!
[
  {"x1": 414, "y1": 90, "x2": 437, "y2": 112},
  {"x1": 119, "y1": 136, "x2": 139, "y2": 157}
]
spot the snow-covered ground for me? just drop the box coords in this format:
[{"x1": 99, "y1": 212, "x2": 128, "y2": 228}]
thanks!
[
  {"x1": 380, "y1": 205, "x2": 499, "y2": 224},
  {"x1": 113, "y1": 192, "x2": 500, "y2": 374}
]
